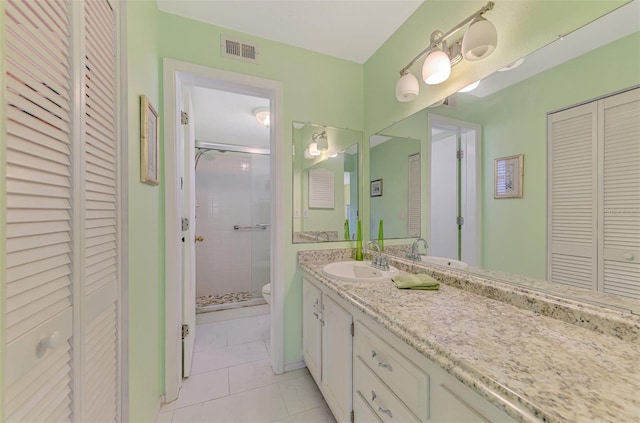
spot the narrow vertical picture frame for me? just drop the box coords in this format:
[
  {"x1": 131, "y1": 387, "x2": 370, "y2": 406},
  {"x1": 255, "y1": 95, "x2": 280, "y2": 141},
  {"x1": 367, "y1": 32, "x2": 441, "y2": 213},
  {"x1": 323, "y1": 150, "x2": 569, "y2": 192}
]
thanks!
[
  {"x1": 494, "y1": 154, "x2": 523, "y2": 198},
  {"x1": 140, "y1": 95, "x2": 159, "y2": 185},
  {"x1": 370, "y1": 179, "x2": 383, "y2": 197}
]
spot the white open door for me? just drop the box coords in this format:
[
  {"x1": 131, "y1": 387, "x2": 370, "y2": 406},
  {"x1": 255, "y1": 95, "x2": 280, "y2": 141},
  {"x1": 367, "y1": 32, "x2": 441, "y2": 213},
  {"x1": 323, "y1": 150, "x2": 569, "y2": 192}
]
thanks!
[{"x1": 181, "y1": 87, "x2": 197, "y2": 377}]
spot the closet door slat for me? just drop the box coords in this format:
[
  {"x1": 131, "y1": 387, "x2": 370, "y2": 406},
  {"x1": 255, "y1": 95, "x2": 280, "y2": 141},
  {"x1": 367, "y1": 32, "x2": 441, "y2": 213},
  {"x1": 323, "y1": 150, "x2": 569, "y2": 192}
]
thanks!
[{"x1": 82, "y1": 0, "x2": 120, "y2": 420}]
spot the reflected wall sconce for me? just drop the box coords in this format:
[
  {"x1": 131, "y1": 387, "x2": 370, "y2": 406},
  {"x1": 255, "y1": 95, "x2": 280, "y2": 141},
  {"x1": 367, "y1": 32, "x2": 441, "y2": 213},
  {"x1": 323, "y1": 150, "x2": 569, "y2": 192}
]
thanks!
[
  {"x1": 395, "y1": 1, "x2": 497, "y2": 102},
  {"x1": 309, "y1": 131, "x2": 328, "y2": 154},
  {"x1": 253, "y1": 107, "x2": 270, "y2": 127}
]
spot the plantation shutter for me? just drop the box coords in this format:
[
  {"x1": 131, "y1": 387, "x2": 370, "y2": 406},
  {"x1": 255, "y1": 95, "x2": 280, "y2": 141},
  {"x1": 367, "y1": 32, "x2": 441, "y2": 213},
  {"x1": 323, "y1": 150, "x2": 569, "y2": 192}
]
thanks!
[
  {"x1": 82, "y1": 0, "x2": 119, "y2": 420},
  {"x1": 547, "y1": 102, "x2": 598, "y2": 290},
  {"x1": 407, "y1": 153, "x2": 421, "y2": 237},
  {"x1": 4, "y1": 0, "x2": 74, "y2": 421},
  {"x1": 599, "y1": 88, "x2": 640, "y2": 298}
]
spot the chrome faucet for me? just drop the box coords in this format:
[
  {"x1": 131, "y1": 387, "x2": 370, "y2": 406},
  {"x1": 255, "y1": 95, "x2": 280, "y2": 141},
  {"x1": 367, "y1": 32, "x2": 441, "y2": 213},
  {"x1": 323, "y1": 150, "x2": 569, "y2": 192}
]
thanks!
[
  {"x1": 407, "y1": 238, "x2": 428, "y2": 261},
  {"x1": 365, "y1": 240, "x2": 389, "y2": 270}
]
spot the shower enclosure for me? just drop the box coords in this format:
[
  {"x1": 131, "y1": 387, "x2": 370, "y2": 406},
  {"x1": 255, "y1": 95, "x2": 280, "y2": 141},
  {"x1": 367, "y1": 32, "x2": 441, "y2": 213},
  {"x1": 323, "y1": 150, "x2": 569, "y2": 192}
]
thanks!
[{"x1": 194, "y1": 141, "x2": 271, "y2": 312}]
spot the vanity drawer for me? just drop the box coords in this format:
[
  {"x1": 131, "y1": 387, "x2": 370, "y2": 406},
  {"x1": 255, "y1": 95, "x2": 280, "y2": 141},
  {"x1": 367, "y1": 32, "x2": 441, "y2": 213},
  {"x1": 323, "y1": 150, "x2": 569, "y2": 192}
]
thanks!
[
  {"x1": 354, "y1": 357, "x2": 420, "y2": 423},
  {"x1": 354, "y1": 390, "x2": 383, "y2": 423},
  {"x1": 354, "y1": 321, "x2": 429, "y2": 421}
]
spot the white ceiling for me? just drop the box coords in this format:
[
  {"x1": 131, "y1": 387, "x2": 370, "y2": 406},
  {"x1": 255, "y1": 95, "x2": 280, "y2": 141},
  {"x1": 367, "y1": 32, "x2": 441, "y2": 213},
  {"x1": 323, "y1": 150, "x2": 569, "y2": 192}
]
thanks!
[
  {"x1": 190, "y1": 87, "x2": 270, "y2": 148},
  {"x1": 156, "y1": 0, "x2": 424, "y2": 64}
]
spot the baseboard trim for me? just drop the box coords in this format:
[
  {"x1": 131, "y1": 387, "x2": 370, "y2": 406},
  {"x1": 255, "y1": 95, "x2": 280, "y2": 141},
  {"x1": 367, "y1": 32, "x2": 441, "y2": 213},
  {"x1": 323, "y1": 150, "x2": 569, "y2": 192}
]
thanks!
[{"x1": 284, "y1": 360, "x2": 306, "y2": 373}]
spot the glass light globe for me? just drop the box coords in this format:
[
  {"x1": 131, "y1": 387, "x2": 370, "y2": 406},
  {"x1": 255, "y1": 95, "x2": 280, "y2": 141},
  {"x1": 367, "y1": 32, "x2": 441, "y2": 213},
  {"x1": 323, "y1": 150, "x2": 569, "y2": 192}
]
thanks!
[
  {"x1": 395, "y1": 72, "x2": 419, "y2": 102},
  {"x1": 458, "y1": 80, "x2": 480, "y2": 93},
  {"x1": 462, "y1": 17, "x2": 497, "y2": 61},
  {"x1": 422, "y1": 49, "x2": 451, "y2": 85}
]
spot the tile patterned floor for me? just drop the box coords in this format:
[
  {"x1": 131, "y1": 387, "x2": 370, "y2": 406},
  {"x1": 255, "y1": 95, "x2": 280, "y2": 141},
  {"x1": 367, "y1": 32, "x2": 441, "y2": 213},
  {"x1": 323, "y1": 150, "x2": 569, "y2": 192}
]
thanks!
[{"x1": 157, "y1": 313, "x2": 337, "y2": 423}]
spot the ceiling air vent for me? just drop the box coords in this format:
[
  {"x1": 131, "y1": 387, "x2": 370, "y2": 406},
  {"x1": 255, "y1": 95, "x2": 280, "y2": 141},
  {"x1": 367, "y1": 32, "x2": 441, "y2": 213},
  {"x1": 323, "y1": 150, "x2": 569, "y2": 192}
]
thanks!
[{"x1": 221, "y1": 36, "x2": 259, "y2": 63}]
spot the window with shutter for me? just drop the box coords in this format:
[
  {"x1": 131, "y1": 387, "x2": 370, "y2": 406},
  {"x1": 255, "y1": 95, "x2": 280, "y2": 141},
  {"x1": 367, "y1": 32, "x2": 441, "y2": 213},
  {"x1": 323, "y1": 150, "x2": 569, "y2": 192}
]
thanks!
[{"x1": 407, "y1": 153, "x2": 421, "y2": 237}]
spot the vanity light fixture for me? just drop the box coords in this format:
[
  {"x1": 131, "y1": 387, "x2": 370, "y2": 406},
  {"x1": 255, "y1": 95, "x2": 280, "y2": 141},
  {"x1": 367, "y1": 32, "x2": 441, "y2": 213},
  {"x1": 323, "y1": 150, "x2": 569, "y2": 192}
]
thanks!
[
  {"x1": 253, "y1": 107, "x2": 270, "y2": 127},
  {"x1": 395, "y1": 1, "x2": 496, "y2": 102},
  {"x1": 304, "y1": 147, "x2": 314, "y2": 159}
]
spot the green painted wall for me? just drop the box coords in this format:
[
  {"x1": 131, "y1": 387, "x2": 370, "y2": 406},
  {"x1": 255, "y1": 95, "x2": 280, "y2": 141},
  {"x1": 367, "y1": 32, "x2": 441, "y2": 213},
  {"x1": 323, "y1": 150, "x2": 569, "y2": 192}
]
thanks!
[
  {"x1": 433, "y1": 32, "x2": 640, "y2": 279},
  {"x1": 126, "y1": 2, "x2": 163, "y2": 422},
  {"x1": 156, "y1": 11, "x2": 364, "y2": 370},
  {"x1": 362, "y1": 0, "x2": 627, "y2": 242},
  {"x1": 370, "y1": 138, "x2": 420, "y2": 238}
]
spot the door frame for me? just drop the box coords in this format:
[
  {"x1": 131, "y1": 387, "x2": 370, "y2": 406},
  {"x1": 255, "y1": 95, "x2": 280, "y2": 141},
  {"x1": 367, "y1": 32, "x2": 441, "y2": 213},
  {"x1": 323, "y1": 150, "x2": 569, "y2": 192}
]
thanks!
[
  {"x1": 163, "y1": 58, "x2": 285, "y2": 402},
  {"x1": 427, "y1": 114, "x2": 481, "y2": 266}
]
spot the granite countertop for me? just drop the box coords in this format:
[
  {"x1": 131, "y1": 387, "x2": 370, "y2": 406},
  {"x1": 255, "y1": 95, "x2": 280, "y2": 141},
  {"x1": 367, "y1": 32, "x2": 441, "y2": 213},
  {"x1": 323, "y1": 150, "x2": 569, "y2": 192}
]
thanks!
[{"x1": 298, "y1": 252, "x2": 640, "y2": 423}]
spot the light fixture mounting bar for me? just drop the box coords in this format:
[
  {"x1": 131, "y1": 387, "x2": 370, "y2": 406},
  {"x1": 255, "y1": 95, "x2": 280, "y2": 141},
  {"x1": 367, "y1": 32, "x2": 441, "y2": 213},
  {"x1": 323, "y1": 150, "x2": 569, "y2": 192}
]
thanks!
[{"x1": 399, "y1": 1, "x2": 494, "y2": 75}]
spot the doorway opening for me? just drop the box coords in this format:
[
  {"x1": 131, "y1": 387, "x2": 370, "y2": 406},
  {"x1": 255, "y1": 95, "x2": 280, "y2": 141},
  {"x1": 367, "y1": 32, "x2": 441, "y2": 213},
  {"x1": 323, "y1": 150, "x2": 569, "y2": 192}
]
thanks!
[
  {"x1": 427, "y1": 114, "x2": 481, "y2": 266},
  {"x1": 163, "y1": 59, "x2": 284, "y2": 402}
]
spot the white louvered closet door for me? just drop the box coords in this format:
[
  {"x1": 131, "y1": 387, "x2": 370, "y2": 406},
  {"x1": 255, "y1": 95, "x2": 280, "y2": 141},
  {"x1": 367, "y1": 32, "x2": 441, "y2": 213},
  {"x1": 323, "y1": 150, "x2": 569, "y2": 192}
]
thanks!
[
  {"x1": 4, "y1": 0, "x2": 75, "y2": 421},
  {"x1": 3, "y1": 0, "x2": 120, "y2": 421},
  {"x1": 599, "y1": 88, "x2": 640, "y2": 298},
  {"x1": 547, "y1": 102, "x2": 598, "y2": 290},
  {"x1": 82, "y1": 0, "x2": 119, "y2": 420},
  {"x1": 407, "y1": 153, "x2": 421, "y2": 237}
]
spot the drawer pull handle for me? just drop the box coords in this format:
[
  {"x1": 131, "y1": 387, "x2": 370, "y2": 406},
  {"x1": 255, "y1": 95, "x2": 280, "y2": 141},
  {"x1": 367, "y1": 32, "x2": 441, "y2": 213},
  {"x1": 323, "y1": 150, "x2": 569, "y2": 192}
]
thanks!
[
  {"x1": 378, "y1": 407, "x2": 393, "y2": 418},
  {"x1": 371, "y1": 350, "x2": 393, "y2": 372},
  {"x1": 371, "y1": 390, "x2": 393, "y2": 418},
  {"x1": 312, "y1": 299, "x2": 319, "y2": 319},
  {"x1": 378, "y1": 361, "x2": 393, "y2": 372}
]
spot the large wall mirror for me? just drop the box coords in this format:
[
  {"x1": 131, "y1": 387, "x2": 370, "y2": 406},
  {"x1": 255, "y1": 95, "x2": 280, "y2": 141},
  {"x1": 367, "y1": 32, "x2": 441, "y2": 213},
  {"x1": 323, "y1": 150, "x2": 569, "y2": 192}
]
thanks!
[
  {"x1": 293, "y1": 122, "x2": 360, "y2": 243},
  {"x1": 372, "y1": 1, "x2": 640, "y2": 310}
]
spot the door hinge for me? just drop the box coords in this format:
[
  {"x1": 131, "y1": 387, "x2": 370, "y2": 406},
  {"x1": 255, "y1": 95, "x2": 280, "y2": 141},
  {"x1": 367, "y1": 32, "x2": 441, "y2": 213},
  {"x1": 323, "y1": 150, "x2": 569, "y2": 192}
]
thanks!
[
  {"x1": 350, "y1": 322, "x2": 354, "y2": 337},
  {"x1": 181, "y1": 324, "x2": 190, "y2": 340},
  {"x1": 456, "y1": 149, "x2": 464, "y2": 159},
  {"x1": 457, "y1": 216, "x2": 464, "y2": 226},
  {"x1": 181, "y1": 217, "x2": 190, "y2": 231},
  {"x1": 350, "y1": 410, "x2": 354, "y2": 423},
  {"x1": 181, "y1": 111, "x2": 189, "y2": 125}
]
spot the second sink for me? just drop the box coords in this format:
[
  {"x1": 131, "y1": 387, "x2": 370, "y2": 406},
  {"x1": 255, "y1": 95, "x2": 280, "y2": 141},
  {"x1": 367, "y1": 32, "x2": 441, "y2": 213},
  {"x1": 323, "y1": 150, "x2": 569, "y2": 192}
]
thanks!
[{"x1": 322, "y1": 261, "x2": 399, "y2": 282}]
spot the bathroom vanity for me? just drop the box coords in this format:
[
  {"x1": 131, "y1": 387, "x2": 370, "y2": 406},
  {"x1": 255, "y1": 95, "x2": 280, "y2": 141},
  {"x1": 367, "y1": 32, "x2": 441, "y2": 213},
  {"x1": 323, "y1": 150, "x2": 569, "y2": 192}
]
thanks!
[{"x1": 299, "y1": 250, "x2": 640, "y2": 423}]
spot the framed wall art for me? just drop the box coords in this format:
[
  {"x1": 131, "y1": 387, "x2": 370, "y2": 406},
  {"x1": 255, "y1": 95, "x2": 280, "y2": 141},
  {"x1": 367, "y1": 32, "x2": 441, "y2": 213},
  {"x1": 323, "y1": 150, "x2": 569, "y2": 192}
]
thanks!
[
  {"x1": 140, "y1": 95, "x2": 159, "y2": 185},
  {"x1": 494, "y1": 154, "x2": 523, "y2": 198},
  {"x1": 370, "y1": 179, "x2": 383, "y2": 197}
]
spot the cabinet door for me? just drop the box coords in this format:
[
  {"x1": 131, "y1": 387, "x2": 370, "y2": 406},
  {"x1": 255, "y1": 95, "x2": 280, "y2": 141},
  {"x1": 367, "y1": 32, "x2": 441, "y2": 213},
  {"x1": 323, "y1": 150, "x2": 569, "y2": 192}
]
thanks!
[
  {"x1": 322, "y1": 294, "x2": 353, "y2": 423},
  {"x1": 599, "y1": 88, "x2": 640, "y2": 298},
  {"x1": 302, "y1": 278, "x2": 322, "y2": 385}
]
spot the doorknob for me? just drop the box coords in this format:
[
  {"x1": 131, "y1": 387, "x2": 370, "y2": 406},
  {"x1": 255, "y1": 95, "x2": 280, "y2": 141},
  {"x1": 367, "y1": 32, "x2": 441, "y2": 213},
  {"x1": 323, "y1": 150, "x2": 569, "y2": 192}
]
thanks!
[{"x1": 195, "y1": 236, "x2": 204, "y2": 243}]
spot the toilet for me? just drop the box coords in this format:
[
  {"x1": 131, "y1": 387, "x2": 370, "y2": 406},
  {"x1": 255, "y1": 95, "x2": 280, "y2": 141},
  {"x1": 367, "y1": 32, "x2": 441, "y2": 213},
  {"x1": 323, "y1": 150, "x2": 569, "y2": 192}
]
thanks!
[{"x1": 261, "y1": 283, "x2": 271, "y2": 304}]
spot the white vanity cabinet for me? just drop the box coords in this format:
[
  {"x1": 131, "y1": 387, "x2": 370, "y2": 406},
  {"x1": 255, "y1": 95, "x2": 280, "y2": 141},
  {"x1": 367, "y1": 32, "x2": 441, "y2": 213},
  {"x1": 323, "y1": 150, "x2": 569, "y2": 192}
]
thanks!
[
  {"x1": 302, "y1": 271, "x2": 518, "y2": 423},
  {"x1": 302, "y1": 276, "x2": 353, "y2": 423},
  {"x1": 353, "y1": 317, "x2": 517, "y2": 423}
]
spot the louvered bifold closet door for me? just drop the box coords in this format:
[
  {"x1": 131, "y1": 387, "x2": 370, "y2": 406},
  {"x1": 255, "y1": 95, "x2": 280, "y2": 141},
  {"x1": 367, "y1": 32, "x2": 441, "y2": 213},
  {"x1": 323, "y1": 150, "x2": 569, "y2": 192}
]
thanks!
[
  {"x1": 407, "y1": 153, "x2": 421, "y2": 237},
  {"x1": 4, "y1": 0, "x2": 74, "y2": 421},
  {"x1": 599, "y1": 88, "x2": 640, "y2": 298},
  {"x1": 82, "y1": 0, "x2": 119, "y2": 420},
  {"x1": 547, "y1": 102, "x2": 598, "y2": 290}
]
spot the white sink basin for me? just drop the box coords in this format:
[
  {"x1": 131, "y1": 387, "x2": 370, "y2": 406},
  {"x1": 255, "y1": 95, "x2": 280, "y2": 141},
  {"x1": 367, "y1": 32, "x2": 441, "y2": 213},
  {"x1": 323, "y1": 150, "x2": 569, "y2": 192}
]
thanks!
[
  {"x1": 322, "y1": 261, "x2": 399, "y2": 282},
  {"x1": 420, "y1": 256, "x2": 468, "y2": 269}
]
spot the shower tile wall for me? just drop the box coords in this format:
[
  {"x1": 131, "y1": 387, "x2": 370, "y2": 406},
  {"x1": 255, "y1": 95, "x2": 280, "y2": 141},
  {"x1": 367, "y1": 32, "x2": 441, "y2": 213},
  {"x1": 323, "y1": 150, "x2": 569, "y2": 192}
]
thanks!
[{"x1": 196, "y1": 152, "x2": 270, "y2": 297}]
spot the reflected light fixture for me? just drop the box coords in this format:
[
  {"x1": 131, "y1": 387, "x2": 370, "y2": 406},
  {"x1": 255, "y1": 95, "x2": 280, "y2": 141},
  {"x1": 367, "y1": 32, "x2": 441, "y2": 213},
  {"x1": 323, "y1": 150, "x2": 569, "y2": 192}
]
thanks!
[
  {"x1": 458, "y1": 80, "x2": 480, "y2": 93},
  {"x1": 395, "y1": 1, "x2": 497, "y2": 102},
  {"x1": 253, "y1": 107, "x2": 270, "y2": 127},
  {"x1": 311, "y1": 131, "x2": 329, "y2": 152},
  {"x1": 304, "y1": 147, "x2": 314, "y2": 159},
  {"x1": 498, "y1": 57, "x2": 525, "y2": 72},
  {"x1": 308, "y1": 142, "x2": 321, "y2": 156}
]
